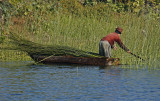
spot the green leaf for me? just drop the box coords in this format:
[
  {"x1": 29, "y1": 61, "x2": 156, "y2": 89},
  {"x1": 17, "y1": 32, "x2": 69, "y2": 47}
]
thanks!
[
  {"x1": 24, "y1": 12, "x2": 28, "y2": 15},
  {"x1": 134, "y1": 8, "x2": 140, "y2": 13},
  {"x1": 0, "y1": 36, "x2": 5, "y2": 44}
]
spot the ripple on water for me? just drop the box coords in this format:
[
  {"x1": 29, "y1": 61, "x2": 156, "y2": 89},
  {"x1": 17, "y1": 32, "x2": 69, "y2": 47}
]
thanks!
[{"x1": 0, "y1": 61, "x2": 160, "y2": 101}]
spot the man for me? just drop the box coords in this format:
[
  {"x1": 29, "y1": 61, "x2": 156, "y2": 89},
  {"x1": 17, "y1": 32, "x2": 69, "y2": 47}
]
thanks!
[{"x1": 99, "y1": 27, "x2": 130, "y2": 58}]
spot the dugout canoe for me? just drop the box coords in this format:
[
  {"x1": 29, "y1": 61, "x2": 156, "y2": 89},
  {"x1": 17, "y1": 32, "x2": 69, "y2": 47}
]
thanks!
[{"x1": 30, "y1": 55, "x2": 120, "y2": 66}]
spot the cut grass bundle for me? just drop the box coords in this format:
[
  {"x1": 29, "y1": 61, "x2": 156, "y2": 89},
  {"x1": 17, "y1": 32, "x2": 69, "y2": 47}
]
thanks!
[{"x1": 3, "y1": 33, "x2": 101, "y2": 58}]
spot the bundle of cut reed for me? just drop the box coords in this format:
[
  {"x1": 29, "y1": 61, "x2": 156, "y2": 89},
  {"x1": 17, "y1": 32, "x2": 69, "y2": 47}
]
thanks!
[{"x1": 3, "y1": 33, "x2": 101, "y2": 58}]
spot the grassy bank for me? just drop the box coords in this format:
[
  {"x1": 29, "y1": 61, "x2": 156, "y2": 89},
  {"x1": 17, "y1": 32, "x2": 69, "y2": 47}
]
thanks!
[{"x1": 0, "y1": 1, "x2": 160, "y2": 68}]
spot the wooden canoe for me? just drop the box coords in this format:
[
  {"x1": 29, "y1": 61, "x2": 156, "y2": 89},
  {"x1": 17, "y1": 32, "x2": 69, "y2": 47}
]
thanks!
[{"x1": 30, "y1": 55, "x2": 120, "y2": 66}]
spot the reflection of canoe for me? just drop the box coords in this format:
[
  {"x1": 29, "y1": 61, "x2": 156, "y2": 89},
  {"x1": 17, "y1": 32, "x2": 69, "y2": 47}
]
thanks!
[{"x1": 30, "y1": 55, "x2": 120, "y2": 66}]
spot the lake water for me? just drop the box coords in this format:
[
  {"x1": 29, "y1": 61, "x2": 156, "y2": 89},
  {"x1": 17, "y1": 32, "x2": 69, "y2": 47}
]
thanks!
[{"x1": 0, "y1": 61, "x2": 160, "y2": 101}]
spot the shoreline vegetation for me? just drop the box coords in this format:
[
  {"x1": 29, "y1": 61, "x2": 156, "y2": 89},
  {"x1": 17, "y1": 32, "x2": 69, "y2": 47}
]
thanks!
[{"x1": 0, "y1": 0, "x2": 160, "y2": 68}]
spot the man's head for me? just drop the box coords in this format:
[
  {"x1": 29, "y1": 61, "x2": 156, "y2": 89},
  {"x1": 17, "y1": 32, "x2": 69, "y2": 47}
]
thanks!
[{"x1": 115, "y1": 27, "x2": 123, "y2": 34}]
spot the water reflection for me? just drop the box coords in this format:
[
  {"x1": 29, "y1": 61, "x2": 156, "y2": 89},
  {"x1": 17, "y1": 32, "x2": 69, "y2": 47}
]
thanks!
[{"x1": 99, "y1": 65, "x2": 122, "y2": 75}]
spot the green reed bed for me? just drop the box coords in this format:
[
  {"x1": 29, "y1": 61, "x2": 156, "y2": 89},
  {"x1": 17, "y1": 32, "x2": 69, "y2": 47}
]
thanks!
[{"x1": 1, "y1": 6, "x2": 159, "y2": 68}]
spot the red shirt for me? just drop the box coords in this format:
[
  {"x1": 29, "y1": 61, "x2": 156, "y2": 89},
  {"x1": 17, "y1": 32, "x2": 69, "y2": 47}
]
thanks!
[{"x1": 101, "y1": 32, "x2": 129, "y2": 51}]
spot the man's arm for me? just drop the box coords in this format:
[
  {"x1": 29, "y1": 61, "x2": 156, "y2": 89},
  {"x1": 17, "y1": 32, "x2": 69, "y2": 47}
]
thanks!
[{"x1": 116, "y1": 39, "x2": 129, "y2": 52}]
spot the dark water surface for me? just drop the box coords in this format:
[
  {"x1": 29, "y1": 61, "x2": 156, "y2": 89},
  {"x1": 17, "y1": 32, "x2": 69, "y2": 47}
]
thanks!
[{"x1": 0, "y1": 61, "x2": 160, "y2": 101}]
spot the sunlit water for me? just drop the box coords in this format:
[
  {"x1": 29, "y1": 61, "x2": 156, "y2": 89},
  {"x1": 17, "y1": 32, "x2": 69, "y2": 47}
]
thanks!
[{"x1": 0, "y1": 61, "x2": 160, "y2": 101}]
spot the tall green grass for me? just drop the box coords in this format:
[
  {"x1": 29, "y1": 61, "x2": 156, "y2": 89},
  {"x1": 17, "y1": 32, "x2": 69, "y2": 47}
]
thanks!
[{"x1": 0, "y1": 3, "x2": 159, "y2": 68}]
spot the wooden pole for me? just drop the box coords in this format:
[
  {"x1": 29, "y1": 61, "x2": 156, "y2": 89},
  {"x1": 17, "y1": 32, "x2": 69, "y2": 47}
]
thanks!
[{"x1": 130, "y1": 52, "x2": 145, "y2": 61}]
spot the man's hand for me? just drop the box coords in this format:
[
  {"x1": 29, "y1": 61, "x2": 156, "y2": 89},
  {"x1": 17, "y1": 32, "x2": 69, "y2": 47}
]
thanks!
[
  {"x1": 113, "y1": 44, "x2": 117, "y2": 50},
  {"x1": 113, "y1": 46, "x2": 117, "y2": 50}
]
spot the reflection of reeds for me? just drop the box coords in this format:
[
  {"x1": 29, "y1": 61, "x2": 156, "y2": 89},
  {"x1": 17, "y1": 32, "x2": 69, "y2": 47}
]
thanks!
[{"x1": 0, "y1": 10, "x2": 159, "y2": 68}]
